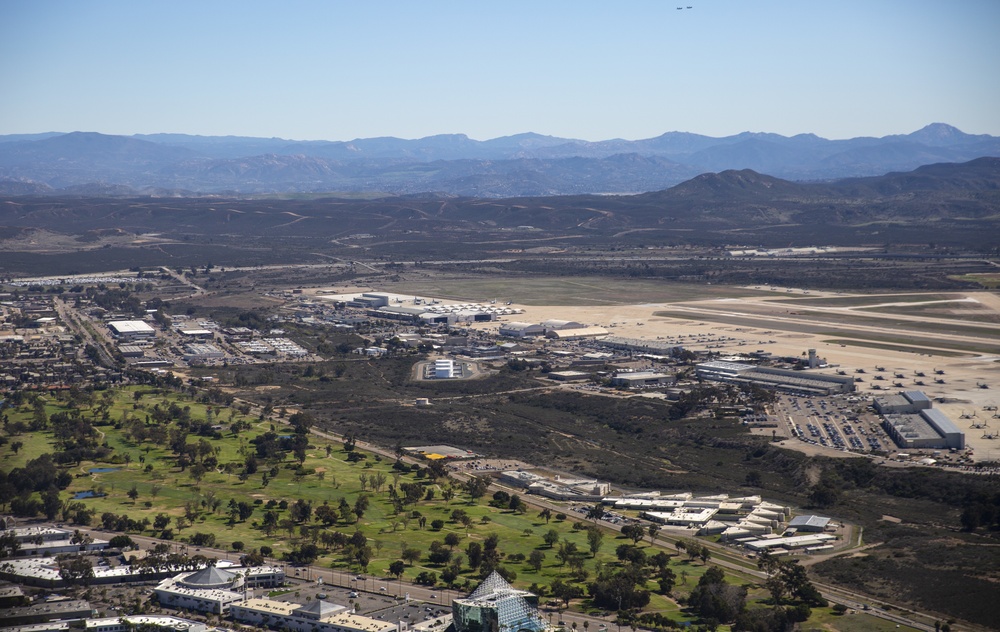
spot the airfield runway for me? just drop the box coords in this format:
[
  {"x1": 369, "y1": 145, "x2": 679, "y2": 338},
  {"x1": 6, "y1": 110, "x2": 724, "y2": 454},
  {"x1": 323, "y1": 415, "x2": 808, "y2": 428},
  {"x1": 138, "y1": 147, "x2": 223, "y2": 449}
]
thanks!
[{"x1": 478, "y1": 288, "x2": 1000, "y2": 462}]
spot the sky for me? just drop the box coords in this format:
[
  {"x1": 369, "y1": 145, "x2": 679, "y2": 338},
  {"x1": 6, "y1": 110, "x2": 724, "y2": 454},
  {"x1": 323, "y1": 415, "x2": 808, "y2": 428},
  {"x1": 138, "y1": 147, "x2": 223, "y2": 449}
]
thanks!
[{"x1": 1, "y1": 0, "x2": 999, "y2": 142}]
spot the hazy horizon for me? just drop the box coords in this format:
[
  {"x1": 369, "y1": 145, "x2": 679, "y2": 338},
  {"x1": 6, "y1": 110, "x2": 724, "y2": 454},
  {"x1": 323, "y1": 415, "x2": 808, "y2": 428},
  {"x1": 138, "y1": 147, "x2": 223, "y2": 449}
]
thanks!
[{"x1": 2, "y1": 1, "x2": 999, "y2": 141}]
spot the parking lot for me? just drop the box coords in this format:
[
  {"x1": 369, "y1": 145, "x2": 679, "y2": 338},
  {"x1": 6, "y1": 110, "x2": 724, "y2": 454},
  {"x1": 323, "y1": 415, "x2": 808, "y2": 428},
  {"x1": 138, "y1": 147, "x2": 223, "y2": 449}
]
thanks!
[
  {"x1": 770, "y1": 393, "x2": 894, "y2": 455},
  {"x1": 268, "y1": 575, "x2": 452, "y2": 627}
]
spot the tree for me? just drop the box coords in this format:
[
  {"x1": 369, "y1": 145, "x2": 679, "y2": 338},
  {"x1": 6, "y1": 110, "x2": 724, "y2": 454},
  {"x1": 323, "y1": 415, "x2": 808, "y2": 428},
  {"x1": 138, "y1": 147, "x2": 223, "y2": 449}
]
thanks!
[
  {"x1": 586, "y1": 503, "x2": 605, "y2": 523},
  {"x1": 586, "y1": 526, "x2": 604, "y2": 557},
  {"x1": 556, "y1": 539, "x2": 579, "y2": 566},
  {"x1": 688, "y1": 569, "x2": 746, "y2": 624},
  {"x1": 464, "y1": 475, "x2": 491, "y2": 503},
  {"x1": 402, "y1": 547, "x2": 422, "y2": 565},
  {"x1": 42, "y1": 489, "x2": 62, "y2": 520},
  {"x1": 528, "y1": 549, "x2": 546, "y2": 572},
  {"x1": 441, "y1": 565, "x2": 460, "y2": 587},
  {"x1": 550, "y1": 579, "x2": 581, "y2": 608},
  {"x1": 657, "y1": 567, "x2": 676, "y2": 595},
  {"x1": 127, "y1": 485, "x2": 139, "y2": 504},
  {"x1": 700, "y1": 546, "x2": 711, "y2": 564},
  {"x1": 353, "y1": 494, "x2": 370, "y2": 522},
  {"x1": 153, "y1": 513, "x2": 172, "y2": 531},
  {"x1": 647, "y1": 524, "x2": 660, "y2": 544},
  {"x1": 588, "y1": 570, "x2": 651, "y2": 610},
  {"x1": 538, "y1": 508, "x2": 552, "y2": 524},
  {"x1": 58, "y1": 555, "x2": 95, "y2": 586},
  {"x1": 466, "y1": 541, "x2": 483, "y2": 569},
  {"x1": 354, "y1": 545, "x2": 373, "y2": 571},
  {"x1": 543, "y1": 529, "x2": 560, "y2": 548},
  {"x1": 389, "y1": 560, "x2": 406, "y2": 579},
  {"x1": 428, "y1": 541, "x2": 453, "y2": 565},
  {"x1": 444, "y1": 532, "x2": 462, "y2": 548},
  {"x1": 621, "y1": 524, "x2": 645, "y2": 545},
  {"x1": 108, "y1": 535, "x2": 134, "y2": 550}
]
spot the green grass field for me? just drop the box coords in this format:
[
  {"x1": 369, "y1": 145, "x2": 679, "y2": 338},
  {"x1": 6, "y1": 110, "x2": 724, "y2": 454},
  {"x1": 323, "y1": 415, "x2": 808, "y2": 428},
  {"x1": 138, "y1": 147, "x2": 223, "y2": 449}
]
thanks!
[
  {"x1": 2, "y1": 386, "x2": 945, "y2": 629},
  {"x1": 0, "y1": 386, "x2": 739, "y2": 625}
]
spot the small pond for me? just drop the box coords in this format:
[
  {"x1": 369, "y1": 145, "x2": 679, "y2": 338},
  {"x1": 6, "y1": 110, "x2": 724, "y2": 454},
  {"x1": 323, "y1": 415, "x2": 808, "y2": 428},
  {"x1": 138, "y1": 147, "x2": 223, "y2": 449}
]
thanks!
[
  {"x1": 73, "y1": 490, "x2": 107, "y2": 500},
  {"x1": 88, "y1": 467, "x2": 120, "y2": 473}
]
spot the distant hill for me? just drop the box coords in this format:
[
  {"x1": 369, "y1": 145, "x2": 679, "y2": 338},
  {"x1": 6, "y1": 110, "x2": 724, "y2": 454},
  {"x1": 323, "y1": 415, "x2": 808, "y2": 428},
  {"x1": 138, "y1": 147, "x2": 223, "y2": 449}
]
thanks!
[
  {"x1": 0, "y1": 124, "x2": 997, "y2": 197},
  {"x1": 1, "y1": 158, "x2": 997, "y2": 251}
]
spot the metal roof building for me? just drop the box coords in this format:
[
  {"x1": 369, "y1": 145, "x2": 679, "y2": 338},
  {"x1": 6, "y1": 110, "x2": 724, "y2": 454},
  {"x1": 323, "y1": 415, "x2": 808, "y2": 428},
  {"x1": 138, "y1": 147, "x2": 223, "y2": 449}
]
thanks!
[
  {"x1": 696, "y1": 361, "x2": 854, "y2": 395},
  {"x1": 498, "y1": 322, "x2": 544, "y2": 338},
  {"x1": 545, "y1": 326, "x2": 609, "y2": 340},
  {"x1": 107, "y1": 320, "x2": 155, "y2": 340},
  {"x1": 788, "y1": 515, "x2": 831, "y2": 532},
  {"x1": 877, "y1": 391, "x2": 964, "y2": 449}
]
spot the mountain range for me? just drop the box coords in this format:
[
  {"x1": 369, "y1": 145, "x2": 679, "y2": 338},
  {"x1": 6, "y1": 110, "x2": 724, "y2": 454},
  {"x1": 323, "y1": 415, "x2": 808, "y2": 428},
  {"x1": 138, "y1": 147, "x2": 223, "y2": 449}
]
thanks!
[
  {"x1": 0, "y1": 123, "x2": 998, "y2": 197},
  {"x1": 2, "y1": 158, "x2": 998, "y2": 252}
]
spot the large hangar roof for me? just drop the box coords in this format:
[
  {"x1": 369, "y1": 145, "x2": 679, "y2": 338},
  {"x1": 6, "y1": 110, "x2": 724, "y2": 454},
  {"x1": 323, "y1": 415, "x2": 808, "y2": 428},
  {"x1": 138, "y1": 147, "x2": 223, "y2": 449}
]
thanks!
[
  {"x1": 108, "y1": 320, "x2": 155, "y2": 334},
  {"x1": 920, "y1": 408, "x2": 961, "y2": 436}
]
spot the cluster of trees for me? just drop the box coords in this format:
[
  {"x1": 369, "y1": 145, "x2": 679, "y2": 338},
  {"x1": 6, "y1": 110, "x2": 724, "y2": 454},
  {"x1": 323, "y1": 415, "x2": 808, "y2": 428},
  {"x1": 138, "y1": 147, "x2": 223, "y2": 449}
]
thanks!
[
  {"x1": 960, "y1": 491, "x2": 1000, "y2": 532},
  {"x1": 488, "y1": 490, "x2": 528, "y2": 513},
  {"x1": 100, "y1": 511, "x2": 151, "y2": 533},
  {"x1": 682, "y1": 553, "x2": 825, "y2": 628},
  {"x1": 0, "y1": 454, "x2": 72, "y2": 518}
]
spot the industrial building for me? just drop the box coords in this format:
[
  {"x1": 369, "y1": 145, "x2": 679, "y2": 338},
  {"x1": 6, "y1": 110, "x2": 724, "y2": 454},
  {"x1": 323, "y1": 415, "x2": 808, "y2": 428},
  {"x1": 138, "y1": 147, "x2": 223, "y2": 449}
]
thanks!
[
  {"x1": 106, "y1": 320, "x2": 155, "y2": 341},
  {"x1": 695, "y1": 361, "x2": 854, "y2": 395},
  {"x1": 883, "y1": 409, "x2": 965, "y2": 450},
  {"x1": 178, "y1": 329, "x2": 213, "y2": 339},
  {"x1": 592, "y1": 336, "x2": 681, "y2": 356},
  {"x1": 452, "y1": 572, "x2": 547, "y2": 632},
  {"x1": 741, "y1": 533, "x2": 837, "y2": 552},
  {"x1": 2, "y1": 615, "x2": 211, "y2": 632},
  {"x1": 875, "y1": 390, "x2": 964, "y2": 450},
  {"x1": 609, "y1": 371, "x2": 673, "y2": 388},
  {"x1": 500, "y1": 470, "x2": 611, "y2": 501},
  {"x1": 540, "y1": 319, "x2": 584, "y2": 332},
  {"x1": 547, "y1": 370, "x2": 591, "y2": 382},
  {"x1": 499, "y1": 322, "x2": 544, "y2": 338},
  {"x1": 607, "y1": 493, "x2": 792, "y2": 540},
  {"x1": 787, "y1": 515, "x2": 831, "y2": 532},
  {"x1": 873, "y1": 391, "x2": 933, "y2": 415},
  {"x1": 117, "y1": 345, "x2": 144, "y2": 358},
  {"x1": 183, "y1": 343, "x2": 225, "y2": 362},
  {"x1": 0, "y1": 526, "x2": 108, "y2": 558},
  {"x1": 0, "y1": 600, "x2": 93, "y2": 627},
  {"x1": 545, "y1": 326, "x2": 608, "y2": 341}
]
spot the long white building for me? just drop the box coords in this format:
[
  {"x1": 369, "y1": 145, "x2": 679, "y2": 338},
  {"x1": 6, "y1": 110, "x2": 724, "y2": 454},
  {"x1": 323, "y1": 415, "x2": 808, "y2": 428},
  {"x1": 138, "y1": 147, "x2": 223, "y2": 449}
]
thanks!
[
  {"x1": 153, "y1": 565, "x2": 284, "y2": 614},
  {"x1": 0, "y1": 526, "x2": 108, "y2": 558},
  {"x1": 231, "y1": 598, "x2": 397, "y2": 632}
]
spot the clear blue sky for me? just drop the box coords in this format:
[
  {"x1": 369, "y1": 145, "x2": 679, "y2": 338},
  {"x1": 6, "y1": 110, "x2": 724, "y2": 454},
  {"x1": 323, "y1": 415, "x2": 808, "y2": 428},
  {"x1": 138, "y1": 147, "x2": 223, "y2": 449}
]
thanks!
[{"x1": 2, "y1": 0, "x2": 998, "y2": 141}]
